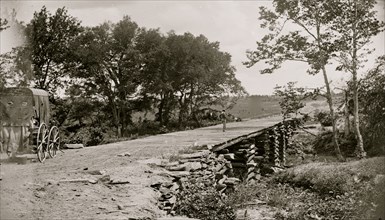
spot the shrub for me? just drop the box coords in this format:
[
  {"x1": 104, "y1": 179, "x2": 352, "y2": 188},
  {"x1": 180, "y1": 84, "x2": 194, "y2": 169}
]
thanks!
[
  {"x1": 227, "y1": 182, "x2": 262, "y2": 209},
  {"x1": 62, "y1": 126, "x2": 106, "y2": 147},
  {"x1": 315, "y1": 111, "x2": 333, "y2": 126},
  {"x1": 174, "y1": 178, "x2": 235, "y2": 220},
  {"x1": 313, "y1": 131, "x2": 356, "y2": 156},
  {"x1": 359, "y1": 57, "x2": 385, "y2": 156}
]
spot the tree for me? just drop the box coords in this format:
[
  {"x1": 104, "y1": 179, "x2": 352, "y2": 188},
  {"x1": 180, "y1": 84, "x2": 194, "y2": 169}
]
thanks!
[
  {"x1": 24, "y1": 6, "x2": 82, "y2": 98},
  {"x1": 163, "y1": 32, "x2": 246, "y2": 127},
  {"x1": 71, "y1": 16, "x2": 143, "y2": 137},
  {"x1": 331, "y1": 0, "x2": 385, "y2": 158},
  {"x1": 358, "y1": 55, "x2": 385, "y2": 155},
  {"x1": 136, "y1": 28, "x2": 175, "y2": 125},
  {"x1": 245, "y1": 0, "x2": 344, "y2": 160},
  {"x1": 138, "y1": 31, "x2": 246, "y2": 127},
  {"x1": 274, "y1": 82, "x2": 319, "y2": 120}
]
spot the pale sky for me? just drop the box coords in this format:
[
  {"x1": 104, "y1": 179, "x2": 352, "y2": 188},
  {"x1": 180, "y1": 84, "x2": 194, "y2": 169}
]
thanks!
[{"x1": 1, "y1": 0, "x2": 384, "y2": 95}]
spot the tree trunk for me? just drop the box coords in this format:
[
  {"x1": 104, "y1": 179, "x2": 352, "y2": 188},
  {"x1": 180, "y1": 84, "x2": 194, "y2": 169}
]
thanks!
[
  {"x1": 352, "y1": 78, "x2": 365, "y2": 158},
  {"x1": 344, "y1": 91, "x2": 350, "y2": 137},
  {"x1": 315, "y1": 19, "x2": 343, "y2": 161},
  {"x1": 351, "y1": 2, "x2": 366, "y2": 158},
  {"x1": 178, "y1": 93, "x2": 187, "y2": 127},
  {"x1": 191, "y1": 106, "x2": 201, "y2": 127},
  {"x1": 111, "y1": 101, "x2": 121, "y2": 138},
  {"x1": 158, "y1": 93, "x2": 165, "y2": 125},
  {"x1": 322, "y1": 66, "x2": 344, "y2": 161}
]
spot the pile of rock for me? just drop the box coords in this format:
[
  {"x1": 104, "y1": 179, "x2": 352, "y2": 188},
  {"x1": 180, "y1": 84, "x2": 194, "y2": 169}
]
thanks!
[
  {"x1": 151, "y1": 181, "x2": 179, "y2": 215},
  {"x1": 152, "y1": 150, "x2": 242, "y2": 214},
  {"x1": 152, "y1": 119, "x2": 299, "y2": 215},
  {"x1": 167, "y1": 150, "x2": 241, "y2": 192}
]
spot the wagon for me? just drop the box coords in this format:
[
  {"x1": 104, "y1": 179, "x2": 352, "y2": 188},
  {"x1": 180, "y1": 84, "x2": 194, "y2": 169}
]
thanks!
[{"x1": 0, "y1": 87, "x2": 60, "y2": 162}]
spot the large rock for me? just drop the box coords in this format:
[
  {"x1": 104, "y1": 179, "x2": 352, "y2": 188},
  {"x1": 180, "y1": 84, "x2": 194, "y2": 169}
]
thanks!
[
  {"x1": 168, "y1": 164, "x2": 187, "y2": 171},
  {"x1": 169, "y1": 171, "x2": 190, "y2": 179},
  {"x1": 374, "y1": 174, "x2": 385, "y2": 185},
  {"x1": 64, "y1": 144, "x2": 84, "y2": 149},
  {"x1": 85, "y1": 170, "x2": 106, "y2": 175},
  {"x1": 185, "y1": 162, "x2": 202, "y2": 171},
  {"x1": 224, "y1": 177, "x2": 241, "y2": 185},
  {"x1": 180, "y1": 150, "x2": 210, "y2": 159}
]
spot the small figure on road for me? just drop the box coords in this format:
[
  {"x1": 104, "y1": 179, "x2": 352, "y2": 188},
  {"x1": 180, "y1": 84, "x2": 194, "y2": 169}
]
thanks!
[{"x1": 220, "y1": 110, "x2": 226, "y2": 132}]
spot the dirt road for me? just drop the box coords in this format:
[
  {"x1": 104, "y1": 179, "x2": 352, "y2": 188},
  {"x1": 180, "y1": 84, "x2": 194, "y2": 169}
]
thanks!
[{"x1": 0, "y1": 116, "x2": 281, "y2": 220}]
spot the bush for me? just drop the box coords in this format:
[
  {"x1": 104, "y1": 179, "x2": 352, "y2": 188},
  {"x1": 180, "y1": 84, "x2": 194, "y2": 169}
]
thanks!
[
  {"x1": 313, "y1": 131, "x2": 356, "y2": 156},
  {"x1": 227, "y1": 182, "x2": 262, "y2": 209},
  {"x1": 62, "y1": 126, "x2": 106, "y2": 147},
  {"x1": 315, "y1": 111, "x2": 333, "y2": 126},
  {"x1": 359, "y1": 57, "x2": 385, "y2": 156},
  {"x1": 174, "y1": 178, "x2": 235, "y2": 220}
]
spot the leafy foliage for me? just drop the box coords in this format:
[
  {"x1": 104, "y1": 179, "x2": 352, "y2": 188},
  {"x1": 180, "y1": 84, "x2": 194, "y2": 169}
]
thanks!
[
  {"x1": 70, "y1": 16, "x2": 144, "y2": 136},
  {"x1": 359, "y1": 56, "x2": 385, "y2": 155},
  {"x1": 68, "y1": 17, "x2": 246, "y2": 134},
  {"x1": 274, "y1": 82, "x2": 306, "y2": 119},
  {"x1": 23, "y1": 6, "x2": 82, "y2": 98},
  {"x1": 62, "y1": 126, "x2": 105, "y2": 147},
  {"x1": 175, "y1": 178, "x2": 235, "y2": 220},
  {"x1": 2, "y1": 6, "x2": 247, "y2": 141},
  {"x1": 313, "y1": 131, "x2": 358, "y2": 156},
  {"x1": 331, "y1": 0, "x2": 385, "y2": 158},
  {"x1": 274, "y1": 82, "x2": 319, "y2": 119},
  {"x1": 139, "y1": 31, "x2": 247, "y2": 127},
  {"x1": 245, "y1": 0, "x2": 347, "y2": 159},
  {"x1": 315, "y1": 111, "x2": 333, "y2": 126}
]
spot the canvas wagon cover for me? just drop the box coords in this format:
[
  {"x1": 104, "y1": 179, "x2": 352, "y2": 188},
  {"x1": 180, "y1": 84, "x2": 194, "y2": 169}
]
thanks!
[{"x1": 0, "y1": 87, "x2": 50, "y2": 127}]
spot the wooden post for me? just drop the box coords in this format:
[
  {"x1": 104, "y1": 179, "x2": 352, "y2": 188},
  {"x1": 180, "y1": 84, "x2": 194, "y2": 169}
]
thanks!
[
  {"x1": 278, "y1": 124, "x2": 286, "y2": 167},
  {"x1": 263, "y1": 131, "x2": 270, "y2": 163},
  {"x1": 269, "y1": 127, "x2": 279, "y2": 166},
  {"x1": 246, "y1": 144, "x2": 256, "y2": 182}
]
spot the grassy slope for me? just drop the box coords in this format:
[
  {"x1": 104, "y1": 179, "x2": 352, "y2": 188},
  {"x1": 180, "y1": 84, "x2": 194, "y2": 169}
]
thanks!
[
  {"x1": 232, "y1": 157, "x2": 385, "y2": 220},
  {"x1": 229, "y1": 93, "x2": 341, "y2": 120},
  {"x1": 227, "y1": 95, "x2": 281, "y2": 119}
]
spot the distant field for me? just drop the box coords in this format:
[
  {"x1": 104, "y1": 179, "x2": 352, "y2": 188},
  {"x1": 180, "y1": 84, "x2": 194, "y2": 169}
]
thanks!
[
  {"x1": 228, "y1": 95, "x2": 281, "y2": 119},
  {"x1": 301, "y1": 93, "x2": 344, "y2": 117},
  {"x1": 230, "y1": 93, "x2": 343, "y2": 120},
  {"x1": 132, "y1": 94, "x2": 343, "y2": 122}
]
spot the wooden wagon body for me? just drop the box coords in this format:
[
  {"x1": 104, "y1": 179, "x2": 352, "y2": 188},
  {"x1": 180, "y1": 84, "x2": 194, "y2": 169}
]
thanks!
[{"x1": 0, "y1": 88, "x2": 58, "y2": 161}]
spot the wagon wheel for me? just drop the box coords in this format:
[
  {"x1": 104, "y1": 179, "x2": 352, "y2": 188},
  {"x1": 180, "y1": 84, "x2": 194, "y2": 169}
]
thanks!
[
  {"x1": 48, "y1": 126, "x2": 60, "y2": 158},
  {"x1": 36, "y1": 123, "x2": 48, "y2": 163}
]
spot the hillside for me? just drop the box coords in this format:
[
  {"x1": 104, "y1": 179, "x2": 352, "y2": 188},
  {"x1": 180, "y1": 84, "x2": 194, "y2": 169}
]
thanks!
[{"x1": 228, "y1": 95, "x2": 281, "y2": 119}]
